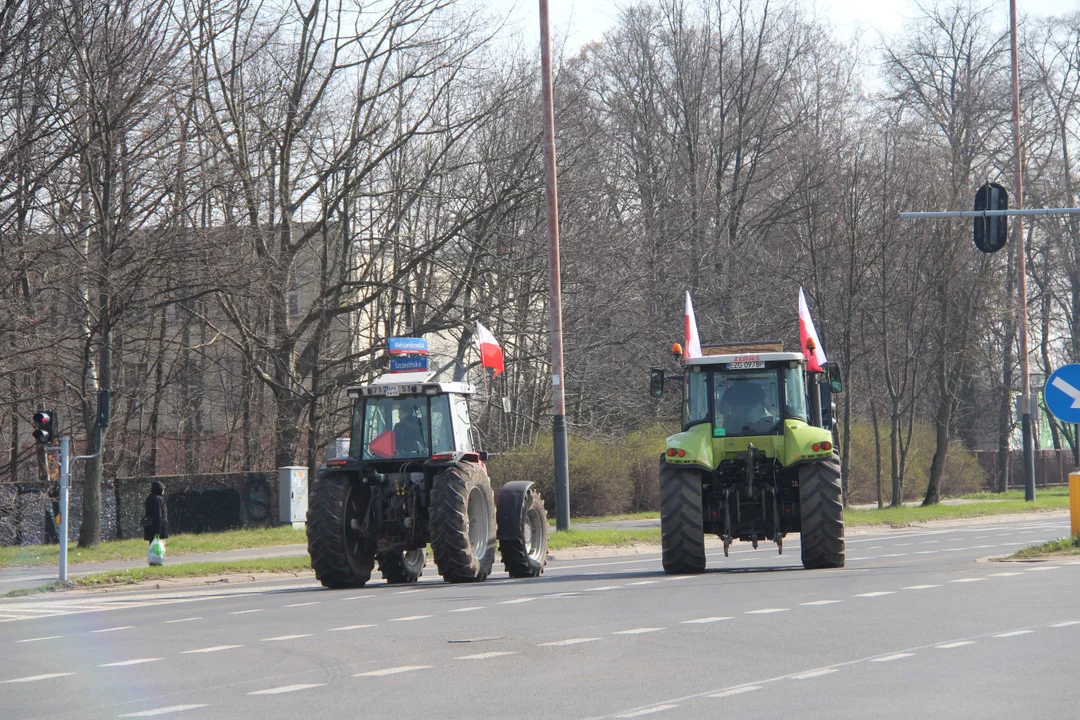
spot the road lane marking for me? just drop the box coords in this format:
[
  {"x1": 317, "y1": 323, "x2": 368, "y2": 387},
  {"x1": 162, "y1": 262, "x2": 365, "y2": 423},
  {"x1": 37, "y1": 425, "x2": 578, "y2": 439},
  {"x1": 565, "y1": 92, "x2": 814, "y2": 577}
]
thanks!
[
  {"x1": 867, "y1": 546, "x2": 883, "y2": 550},
  {"x1": 163, "y1": 617, "x2": 202, "y2": 624},
  {"x1": 791, "y1": 668, "x2": 838, "y2": 680},
  {"x1": 99, "y1": 658, "x2": 162, "y2": 667},
  {"x1": 329, "y1": 624, "x2": 375, "y2": 631},
  {"x1": 500, "y1": 597, "x2": 537, "y2": 604},
  {"x1": 1028, "y1": 566, "x2": 1060, "y2": 571},
  {"x1": 902, "y1": 585, "x2": 942, "y2": 590},
  {"x1": 260, "y1": 634, "x2": 311, "y2": 642},
  {"x1": 614, "y1": 705, "x2": 679, "y2": 718},
  {"x1": 879, "y1": 554, "x2": 908, "y2": 558},
  {"x1": 449, "y1": 607, "x2": 485, "y2": 613},
  {"x1": 394, "y1": 589, "x2": 425, "y2": 595},
  {"x1": 853, "y1": 592, "x2": 895, "y2": 598},
  {"x1": 613, "y1": 628, "x2": 664, "y2": 635},
  {"x1": 229, "y1": 609, "x2": 264, "y2": 615},
  {"x1": 625, "y1": 581, "x2": 657, "y2": 586},
  {"x1": 914, "y1": 551, "x2": 939, "y2": 555},
  {"x1": 989, "y1": 572, "x2": 1024, "y2": 577},
  {"x1": 993, "y1": 630, "x2": 1033, "y2": 638},
  {"x1": 870, "y1": 653, "x2": 915, "y2": 662},
  {"x1": 16, "y1": 635, "x2": 62, "y2": 643},
  {"x1": 249, "y1": 683, "x2": 327, "y2": 695},
  {"x1": 680, "y1": 617, "x2": 733, "y2": 624},
  {"x1": 585, "y1": 586, "x2": 621, "y2": 592},
  {"x1": 539, "y1": 637, "x2": 601, "y2": 646},
  {"x1": 456, "y1": 651, "x2": 517, "y2": 660},
  {"x1": 283, "y1": 602, "x2": 320, "y2": 608},
  {"x1": 936, "y1": 641, "x2": 975, "y2": 649},
  {"x1": 2, "y1": 673, "x2": 75, "y2": 683},
  {"x1": 120, "y1": 705, "x2": 208, "y2": 716},
  {"x1": 182, "y1": 645, "x2": 244, "y2": 654},
  {"x1": 344, "y1": 595, "x2": 374, "y2": 601},
  {"x1": 390, "y1": 615, "x2": 432, "y2": 622},
  {"x1": 91, "y1": 626, "x2": 133, "y2": 633},
  {"x1": 709, "y1": 687, "x2": 762, "y2": 698},
  {"x1": 354, "y1": 665, "x2": 431, "y2": 677},
  {"x1": 800, "y1": 600, "x2": 842, "y2": 606},
  {"x1": 745, "y1": 608, "x2": 788, "y2": 614},
  {"x1": 1051, "y1": 621, "x2": 1080, "y2": 627},
  {"x1": 950, "y1": 578, "x2": 986, "y2": 583},
  {"x1": 662, "y1": 576, "x2": 694, "y2": 581},
  {"x1": 894, "y1": 543, "x2": 913, "y2": 546}
]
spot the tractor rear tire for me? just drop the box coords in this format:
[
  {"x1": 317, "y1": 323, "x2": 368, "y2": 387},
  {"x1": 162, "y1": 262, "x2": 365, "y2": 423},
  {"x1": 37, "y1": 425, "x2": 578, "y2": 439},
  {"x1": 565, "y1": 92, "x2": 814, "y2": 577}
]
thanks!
[
  {"x1": 377, "y1": 549, "x2": 425, "y2": 584},
  {"x1": 659, "y1": 459, "x2": 706, "y2": 574},
  {"x1": 500, "y1": 487, "x2": 548, "y2": 578},
  {"x1": 799, "y1": 456, "x2": 845, "y2": 569},
  {"x1": 430, "y1": 463, "x2": 496, "y2": 583},
  {"x1": 307, "y1": 473, "x2": 376, "y2": 588}
]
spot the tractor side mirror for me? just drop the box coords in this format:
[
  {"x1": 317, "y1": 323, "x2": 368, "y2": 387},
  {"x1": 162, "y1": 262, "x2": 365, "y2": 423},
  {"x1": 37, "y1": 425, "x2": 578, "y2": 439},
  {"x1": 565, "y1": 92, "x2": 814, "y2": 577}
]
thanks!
[
  {"x1": 827, "y1": 363, "x2": 843, "y2": 394},
  {"x1": 649, "y1": 368, "x2": 666, "y2": 398}
]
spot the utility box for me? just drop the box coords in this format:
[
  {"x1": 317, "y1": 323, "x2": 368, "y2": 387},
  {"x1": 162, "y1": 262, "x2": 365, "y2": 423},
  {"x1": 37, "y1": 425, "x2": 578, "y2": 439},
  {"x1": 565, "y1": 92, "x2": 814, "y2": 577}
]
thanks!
[{"x1": 278, "y1": 466, "x2": 308, "y2": 528}]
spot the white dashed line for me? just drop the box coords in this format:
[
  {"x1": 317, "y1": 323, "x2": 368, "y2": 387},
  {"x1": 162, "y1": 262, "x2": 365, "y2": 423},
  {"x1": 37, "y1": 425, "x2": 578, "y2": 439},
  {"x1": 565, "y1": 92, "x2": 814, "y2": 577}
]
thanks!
[
  {"x1": 499, "y1": 598, "x2": 537, "y2": 604},
  {"x1": 91, "y1": 626, "x2": 133, "y2": 633},
  {"x1": 791, "y1": 668, "x2": 838, "y2": 680},
  {"x1": 456, "y1": 651, "x2": 517, "y2": 660},
  {"x1": 228, "y1": 609, "x2": 264, "y2": 615},
  {"x1": 585, "y1": 586, "x2": 621, "y2": 592},
  {"x1": 120, "y1": 705, "x2": 208, "y2": 717},
  {"x1": 989, "y1": 572, "x2": 1024, "y2": 577},
  {"x1": 950, "y1": 578, "x2": 986, "y2": 583},
  {"x1": 2, "y1": 673, "x2": 75, "y2": 683},
  {"x1": 613, "y1": 628, "x2": 665, "y2": 635},
  {"x1": 614, "y1": 704, "x2": 679, "y2": 717},
  {"x1": 936, "y1": 641, "x2": 976, "y2": 649},
  {"x1": 745, "y1": 608, "x2": 789, "y2": 614},
  {"x1": 879, "y1": 553, "x2": 908, "y2": 558},
  {"x1": 16, "y1": 635, "x2": 62, "y2": 643},
  {"x1": 993, "y1": 630, "x2": 1033, "y2": 638},
  {"x1": 344, "y1": 595, "x2": 375, "y2": 601},
  {"x1": 871, "y1": 653, "x2": 915, "y2": 662},
  {"x1": 283, "y1": 602, "x2": 320, "y2": 608},
  {"x1": 903, "y1": 585, "x2": 942, "y2": 590},
  {"x1": 539, "y1": 637, "x2": 601, "y2": 647},
  {"x1": 625, "y1": 581, "x2": 658, "y2": 586},
  {"x1": 709, "y1": 686, "x2": 762, "y2": 698},
  {"x1": 329, "y1": 624, "x2": 375, "y2": 631},
  {"x1": 680, "y1": 617, "x2": 733, "y2": 624},
  {"x1": 249, "y1": 683, "x2": 327, "y2": 695},
  {"x1": 260, "y1": 634, "x2": 311, "y2": 642},
  {"x1": 99, "y1": 658, "x2": 162, "y2": 667},
  {"x1": 449, "y1": 607, "x2": 485, "y2": 613},
  {"x1": 1028, "y1": 566, "x2": 1060, "y2": 571},
  {"x1": 853, "y1": 592, "x2": 895, "y2": 598},
  {"x1": 800, "y1": 600, "x2": 842, "y2": 606},
  {"x1": 182, "y1": 645, "x2": 244, "y2": 654},
  {"x1": 914, "y1": 551, "x2": 939, "y2": 555},
  {"x1": 163, "y1": 618, "x2": 202, "y2": 624},
  {"x1": 1051, "y1": 621, "x2": 1080, "y2": 627},
  {"x1": 354, "y1": 665, "x2": 432, "y2": 677},
  {"x1": 389, "y1": 615, "x2": 432, "y2": 622},
  {"x1": 663, "y1": 576, "x2": 694, "y2": 581}
]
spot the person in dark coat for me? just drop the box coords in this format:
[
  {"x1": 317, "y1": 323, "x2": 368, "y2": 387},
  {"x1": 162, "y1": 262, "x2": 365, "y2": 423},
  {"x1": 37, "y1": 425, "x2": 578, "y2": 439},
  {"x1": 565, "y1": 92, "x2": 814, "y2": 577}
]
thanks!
[{"x1": 143, "y1": 481, "x2": 169, "y2": 543}]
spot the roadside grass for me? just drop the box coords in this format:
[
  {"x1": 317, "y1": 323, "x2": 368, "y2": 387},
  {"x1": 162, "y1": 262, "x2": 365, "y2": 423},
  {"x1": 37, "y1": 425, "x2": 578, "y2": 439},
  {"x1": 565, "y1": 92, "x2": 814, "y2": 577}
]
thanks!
[
  {"x1": 4, "y1": 557, "x2": 312, "y2": 597},
  {"x1": 547, "y1": 528, "x2": 661, "y2": 549},
  {"x1": 551, "y1": 511, "x2": 660, "y2": 526},
  {"x1": 0, "y1": 526, "x2": 307, "y2": 569},
  {"x1": 846, "y1": 495, "x2": 1069, "y2": 526},
  {"x1": 1009, "y1": 535, "x2": 1080, "y2": 559},
  {"x1": 958, "y1": 486, "x2": 1070, "y2": 501}
]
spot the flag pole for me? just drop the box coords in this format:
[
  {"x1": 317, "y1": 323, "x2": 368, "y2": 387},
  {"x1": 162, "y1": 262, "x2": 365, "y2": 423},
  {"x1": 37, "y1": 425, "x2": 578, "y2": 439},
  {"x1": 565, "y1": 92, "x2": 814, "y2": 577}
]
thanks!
[{"x1": 539, "y1": 0, "x2": 570, "y2": 530}]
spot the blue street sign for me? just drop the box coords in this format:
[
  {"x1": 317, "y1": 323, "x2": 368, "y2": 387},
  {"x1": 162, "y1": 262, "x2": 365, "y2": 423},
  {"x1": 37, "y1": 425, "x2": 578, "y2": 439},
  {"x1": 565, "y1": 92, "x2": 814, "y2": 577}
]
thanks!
[
  {"x1": 388, "y1": 337, "x2": 428, "y2": 355},
  {"x1": 1044, "y1": 364, "x2": 1080, "y2": 424},
  {"x1": 389, "y1": 356, "x2": 429, "y2": 373}
]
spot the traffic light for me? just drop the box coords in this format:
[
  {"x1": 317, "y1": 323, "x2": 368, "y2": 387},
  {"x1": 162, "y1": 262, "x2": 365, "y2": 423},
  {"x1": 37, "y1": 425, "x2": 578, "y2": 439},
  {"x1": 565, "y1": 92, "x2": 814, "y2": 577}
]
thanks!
[
  {"x1": 973, "y1": 182, "x2": 1008, "y2": 253},
  {"x1": 32, "y1": 410, "x2": 55, "y2": 445}
]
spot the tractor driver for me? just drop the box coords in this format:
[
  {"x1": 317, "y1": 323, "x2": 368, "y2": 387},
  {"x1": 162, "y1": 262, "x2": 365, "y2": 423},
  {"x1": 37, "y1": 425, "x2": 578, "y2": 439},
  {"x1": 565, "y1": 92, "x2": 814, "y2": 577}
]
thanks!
[
  {"x1": 720, "y1": 380, "x2": 776, "y2": 434},
  {"x1": 393, "y1": 399, "x2": 428, "y2": 455}
]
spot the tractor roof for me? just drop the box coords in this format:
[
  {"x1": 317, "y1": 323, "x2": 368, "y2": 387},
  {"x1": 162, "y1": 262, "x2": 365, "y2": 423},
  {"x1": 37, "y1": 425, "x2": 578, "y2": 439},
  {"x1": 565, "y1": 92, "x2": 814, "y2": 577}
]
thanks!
[
  {"x1": 686, "y1": 352, "x2": 804, "y2": 367},
  {"x1": 346, "y1": 371, "x2": 475, "y2": 398}
]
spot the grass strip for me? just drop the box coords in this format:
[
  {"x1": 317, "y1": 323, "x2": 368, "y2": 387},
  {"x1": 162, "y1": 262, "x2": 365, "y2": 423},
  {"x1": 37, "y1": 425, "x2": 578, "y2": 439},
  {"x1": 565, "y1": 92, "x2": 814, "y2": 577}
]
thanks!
[
  {"x1": 846, "y1": 496, "x2": 1069, "y2": 526},
  {"x1": 1009, "y1": 536, "x2": 1080, "y2": 559},
  {"x1": 547, "y1": 528, "x2": 662, "y2": 549}
]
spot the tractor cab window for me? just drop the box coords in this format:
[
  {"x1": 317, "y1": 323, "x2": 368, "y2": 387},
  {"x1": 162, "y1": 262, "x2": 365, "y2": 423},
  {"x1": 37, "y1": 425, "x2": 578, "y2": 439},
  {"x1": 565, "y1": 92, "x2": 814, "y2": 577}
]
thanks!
[
  {"x1": 784, "y1": 365, "x2": 808, "y2": 422},
  {"x1": 714, "y1": 370, "x2": 781, "y2": 437},
  {"x1": 359, "y1": 396, "x2": 430, "y2": 459},
  {"x1": 683, "y1": 367, "x2": 708, "y2": 428},
  {"x1": 451, "y1": 395, "x2": 474, "y2": 452},
  {"x1": 430, "y1": 394, "x2": 454, "y2": 454}
]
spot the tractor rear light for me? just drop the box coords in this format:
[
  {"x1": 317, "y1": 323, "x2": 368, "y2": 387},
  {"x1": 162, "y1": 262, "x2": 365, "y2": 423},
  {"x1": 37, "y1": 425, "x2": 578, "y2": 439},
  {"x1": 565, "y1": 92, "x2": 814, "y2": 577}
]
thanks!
[
  {"x1": 812, "y1": 444, "x2": 820, "y2": 452},
  {"x1": 666, "y1": 448, "x2": 678, "y2": 457},
  {"x1": 821, "y1": 441, "x2": 832, "y2": 451},
  {"x1": 327, "y1": 459, "x2": 348, "y2": 467},
  {"x1": 677, "y1": 449, "x2": 686, "y2": 457},
  {"x1": 432, "y1": 453, "x2": 454, "y2": 461}
]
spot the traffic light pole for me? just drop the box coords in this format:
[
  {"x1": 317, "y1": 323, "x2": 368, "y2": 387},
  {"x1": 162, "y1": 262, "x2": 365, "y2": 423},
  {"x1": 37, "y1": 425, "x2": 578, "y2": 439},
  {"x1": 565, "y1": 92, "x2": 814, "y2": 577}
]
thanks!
[{"x1": 58, "y1": 435, "x2": 70, "y2": 583}]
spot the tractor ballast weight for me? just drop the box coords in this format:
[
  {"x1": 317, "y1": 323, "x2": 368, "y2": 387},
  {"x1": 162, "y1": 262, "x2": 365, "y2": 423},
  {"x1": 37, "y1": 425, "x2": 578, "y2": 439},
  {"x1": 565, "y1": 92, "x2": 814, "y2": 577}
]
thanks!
[
  {"x1": 652, "y1": 345, "x2": 844, "y2": 572},
  {"x1": 306, "y1": 370, "x2": 547, "y2": 588}
]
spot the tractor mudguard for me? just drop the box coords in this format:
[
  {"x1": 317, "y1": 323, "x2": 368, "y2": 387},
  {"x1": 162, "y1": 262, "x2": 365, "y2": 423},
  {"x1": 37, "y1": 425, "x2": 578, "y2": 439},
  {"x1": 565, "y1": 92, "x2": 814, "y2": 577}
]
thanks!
[
  {"x1": 496, "y1": 481, "x2": 537, "y2": 541},
  {"x1": 782, "y1": 420, "x2": 836, "y2": 466},
  {"x1": 663, "y1": 423, "x2": 714, "y2": 470}
]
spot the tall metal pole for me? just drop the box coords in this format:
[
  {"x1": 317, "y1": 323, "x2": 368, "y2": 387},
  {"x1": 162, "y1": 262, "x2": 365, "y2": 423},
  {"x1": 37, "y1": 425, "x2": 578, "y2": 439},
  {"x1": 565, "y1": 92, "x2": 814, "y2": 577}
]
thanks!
[
  {"x1": 1010, "y1": 0, "x2": 1036, "y2": 502},
  {"x1": 59, "y1": 435, "x2": 70, "y2": 583},
  {"x1": 539, "y1": 0, "x2": 570, "y2": 530}
]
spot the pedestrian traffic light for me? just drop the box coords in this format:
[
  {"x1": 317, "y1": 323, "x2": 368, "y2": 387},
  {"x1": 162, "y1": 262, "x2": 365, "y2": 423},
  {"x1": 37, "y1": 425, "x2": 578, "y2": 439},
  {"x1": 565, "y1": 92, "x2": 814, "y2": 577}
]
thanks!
[
  {"x1": 973, "y1": 182, "x2": 1008, "y2": 253},
  {"x1": 32, "y1": 410, "x2": 55, "y2": 445}
]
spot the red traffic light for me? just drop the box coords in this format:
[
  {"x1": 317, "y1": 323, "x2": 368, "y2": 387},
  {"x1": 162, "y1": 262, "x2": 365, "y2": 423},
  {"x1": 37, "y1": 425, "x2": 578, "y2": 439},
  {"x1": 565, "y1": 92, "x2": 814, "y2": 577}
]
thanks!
[{"x1": 32, "y1": 410, "x2": 55, "y2": 444}]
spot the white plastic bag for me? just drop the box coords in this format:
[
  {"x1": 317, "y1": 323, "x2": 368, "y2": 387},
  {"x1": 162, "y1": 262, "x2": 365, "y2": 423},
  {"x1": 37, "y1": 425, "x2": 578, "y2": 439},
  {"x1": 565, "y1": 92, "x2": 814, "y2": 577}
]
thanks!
[{"x1": 148, "y1": 536, "x2": 166, "y2": 566}]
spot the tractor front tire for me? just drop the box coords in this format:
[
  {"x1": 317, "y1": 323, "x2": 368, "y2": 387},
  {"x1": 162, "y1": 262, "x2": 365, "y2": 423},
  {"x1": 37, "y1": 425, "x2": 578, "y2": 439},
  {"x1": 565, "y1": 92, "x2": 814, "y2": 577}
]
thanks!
[
  {"x1": 799, "y1": 456, "x2": 845, "y2": 569},
  {"x1": 430, "y1": 463, "x2": 496, "y2": 583},
  {"x1": 659, "y1": 460, "x2": 706, "y2": 574},
  {"x1": 307, "y1": 473, "x2": 376, "y2": 588},
  {"x1": 500, "y1": 487, "x2": 548, "y2": 578},
  {"x1": 377, "y1": 549, "x2": 425, "y2": 584}
]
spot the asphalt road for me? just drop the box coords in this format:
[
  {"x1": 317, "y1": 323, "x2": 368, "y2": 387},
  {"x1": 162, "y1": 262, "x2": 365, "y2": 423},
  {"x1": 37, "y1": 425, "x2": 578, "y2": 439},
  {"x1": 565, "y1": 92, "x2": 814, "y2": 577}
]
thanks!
[{"x1": 2, "y1": 514, "x2": 1077, "y2": 719}]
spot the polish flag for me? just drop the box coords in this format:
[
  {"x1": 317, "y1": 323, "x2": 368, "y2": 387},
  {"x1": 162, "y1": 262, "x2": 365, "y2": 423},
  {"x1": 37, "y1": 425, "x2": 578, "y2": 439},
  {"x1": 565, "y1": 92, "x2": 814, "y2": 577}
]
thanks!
[
  {"x1": 476, "y1": 321, "x2": 505, "y2": 377},
  {"x1": 684, "y1": 291, "x2": 702, "y2": 359},
  {"x1": 798, "y1": 288, "x2": 827, "y2": 372}
]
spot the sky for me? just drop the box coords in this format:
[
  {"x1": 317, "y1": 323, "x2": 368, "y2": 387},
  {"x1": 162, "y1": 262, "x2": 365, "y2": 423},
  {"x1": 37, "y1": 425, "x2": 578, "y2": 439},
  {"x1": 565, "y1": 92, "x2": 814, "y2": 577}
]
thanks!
[{"x1": 494, "y1": 0, "x2": 1079, "y2": 53}]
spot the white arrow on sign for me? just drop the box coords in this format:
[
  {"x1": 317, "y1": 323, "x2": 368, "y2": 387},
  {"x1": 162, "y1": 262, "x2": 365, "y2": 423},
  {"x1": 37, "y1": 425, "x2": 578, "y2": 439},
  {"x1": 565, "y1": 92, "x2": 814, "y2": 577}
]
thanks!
[{"x1": 1051, "y1": 376, "x2": 1080, "y2": 409}]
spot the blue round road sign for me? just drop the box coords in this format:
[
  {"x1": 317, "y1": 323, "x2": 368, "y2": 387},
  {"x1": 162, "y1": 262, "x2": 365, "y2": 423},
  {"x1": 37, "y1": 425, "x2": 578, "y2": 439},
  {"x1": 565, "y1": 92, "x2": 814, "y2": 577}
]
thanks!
[{"x1": 1044, "y1": 364, "x2": 1080, "y2": 424}]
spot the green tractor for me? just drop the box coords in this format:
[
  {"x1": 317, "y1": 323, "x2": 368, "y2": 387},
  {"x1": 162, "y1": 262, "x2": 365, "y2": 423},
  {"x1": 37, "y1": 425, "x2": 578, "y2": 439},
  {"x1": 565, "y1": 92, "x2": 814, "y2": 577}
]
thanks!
[
  {"x1": 649, "y1": 342, "x2": 844, "y2": 572},
  {"x1": 307, "y1": 372, "x2": 547, "y2": 588}
]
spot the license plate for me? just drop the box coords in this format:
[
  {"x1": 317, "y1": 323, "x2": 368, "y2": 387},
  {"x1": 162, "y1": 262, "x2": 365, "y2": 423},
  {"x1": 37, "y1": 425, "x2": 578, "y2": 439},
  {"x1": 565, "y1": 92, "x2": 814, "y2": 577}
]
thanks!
[
  {"x1": 385, "y1": 386, "x2": 401, "y2": 397},
  {"x1": 728, "y1": 361, "x2": 765, "y2": 370}
]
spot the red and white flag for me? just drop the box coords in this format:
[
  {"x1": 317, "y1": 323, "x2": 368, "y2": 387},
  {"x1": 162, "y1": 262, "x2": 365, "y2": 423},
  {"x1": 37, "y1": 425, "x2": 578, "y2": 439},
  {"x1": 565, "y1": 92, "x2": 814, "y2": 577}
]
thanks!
[
  {"x1": 684, "y1": 291, "x2": 702, "y2": 359},
  {"x1": 476, "y1": 321, "x2": 505, "y2": 377},
  {"x1": 798, "y1": 288, "x2": 827, "y2": 372}
]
